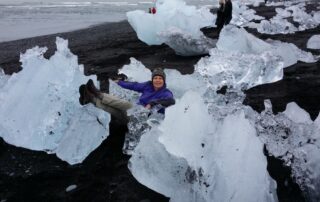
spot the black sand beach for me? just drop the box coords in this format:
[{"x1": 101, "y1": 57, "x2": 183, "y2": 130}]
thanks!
[{"x1": 0, "y1": 2, "x2": 319, "y2": 202}]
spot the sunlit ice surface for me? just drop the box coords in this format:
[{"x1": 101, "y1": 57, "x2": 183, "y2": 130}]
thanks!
[{"x1": 0, "y1": 37, "x2": 110, "y2": 165}]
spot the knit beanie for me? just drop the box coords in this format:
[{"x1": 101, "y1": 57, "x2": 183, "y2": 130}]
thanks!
[{"x1": 152, "y1": 68, "x2": 166, "y2": 81}]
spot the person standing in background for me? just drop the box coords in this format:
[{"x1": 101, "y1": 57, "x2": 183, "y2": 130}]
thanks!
[{"x1": 215, "y1": 0, "x2": 233, "y2": 35}]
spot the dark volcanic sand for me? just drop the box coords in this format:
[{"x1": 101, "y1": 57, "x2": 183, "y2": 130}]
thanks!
[{"x1": 0, "y1": 2, "x2": 319, "y2": 202}]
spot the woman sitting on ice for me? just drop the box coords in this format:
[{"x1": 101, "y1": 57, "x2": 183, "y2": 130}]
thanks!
[{"x1": 79, "y1": 68, "x2": 175, "y2": 124}]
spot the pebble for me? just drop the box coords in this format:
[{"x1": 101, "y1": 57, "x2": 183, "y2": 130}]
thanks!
[{"x1": 65, "y1": 184, "x2": 77, "y2": 192}]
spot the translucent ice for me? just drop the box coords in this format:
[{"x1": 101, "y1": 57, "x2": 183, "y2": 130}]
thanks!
[
  {"x1": 257, "y1": 100, "x2": 320, "y2": 201},
  {"x1": 217, "y1": 25, "x2": 316, "y2": 67},
  {"x1": 158, "y1": 27, "x2": 217, "y2": 56},
  {"x1": 256, "y1": 19, "x2": 298, "y2": 34},
  {"x1": 0, "y1": 37, "x2": 110, "y2": 165},
  {"x1": 307, "y1": 35, "x2": 320, "y2": 50},
  {"x1": 130, "y1": 91, "x2": 278, "y2": 202},
  {"x1": 232, "y1": 2, "x2": 265, "y2": 27},
  {"x1": 119, "y1": 52, "x2": 319, "y2": 201},
  {"x1": 243, "y1": 1, "x2": 320, "y2": 34},
  {"x1": 117, "y1": 57, "x2": 279, "y2": 202},
  {"x1": 283, "y1": 102, "x2": 313, "y2": 124}
]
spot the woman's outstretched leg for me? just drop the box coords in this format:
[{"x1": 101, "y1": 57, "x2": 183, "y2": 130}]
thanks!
[{"x1": 80, "y1": 79, "x2": 132, "y2": 123}]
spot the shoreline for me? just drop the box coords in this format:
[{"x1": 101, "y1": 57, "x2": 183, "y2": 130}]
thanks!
[{"x1": 0, "y1": 20, "x2": 122, "y2": 44}]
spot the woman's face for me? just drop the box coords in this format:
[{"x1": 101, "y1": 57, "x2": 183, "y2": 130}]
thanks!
[{"x1": 152, "y1": 76, "x2": 164, "y2": 90}]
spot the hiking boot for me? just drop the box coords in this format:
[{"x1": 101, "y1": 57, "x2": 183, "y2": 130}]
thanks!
[
  {"x1": 79, "y1": 84, "x2": 89, "y2": 105},
  {"x1": 84, "y1": 86, "x2": 96, "y2": 104},
  {"x1": 86, "y1": 79, "x2": 100, "y2": 97},
  {"x1": 111, "y1": 73, "x2": 128, "y2": 82},
  {"x1": 117, "y1": 73, "x2": 128, "y2": 81},
  {"x1": 79, "y1": 84, "x2": 96, "y2": 105}
]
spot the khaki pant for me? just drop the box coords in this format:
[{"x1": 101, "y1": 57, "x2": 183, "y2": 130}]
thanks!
[{"x1": 95, "y1": 93, "x2": 133, "y2": 123}]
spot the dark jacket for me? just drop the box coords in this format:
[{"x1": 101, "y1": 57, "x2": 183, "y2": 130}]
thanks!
[
  {"x1": 215, "y1": 1, "x2": 232, "y2": 27},
  {"x1": 224, "y1": 1, "x2": 232, "y2": 25},
  {"x1": 118, "y1": 80, "x2": 175, "y2": 113}
]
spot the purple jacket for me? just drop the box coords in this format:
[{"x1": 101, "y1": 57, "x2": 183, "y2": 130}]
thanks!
[{"x1": 118, "y1": 80, "x2": 175, "y2": 113}]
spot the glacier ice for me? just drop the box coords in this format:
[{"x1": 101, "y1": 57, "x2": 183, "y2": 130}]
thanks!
[
  {"x1": 0, "y1": 68, "x2": 10, "y2": 89},
  {"x1": 130, "y1": 91, "x2": 278, "y2": 202},
  {"x1": 195, "y1": 48, "x2": 284, "y2": 89},
  {"x1": 288, "y1": 3, "x2": 318, "y2": 31},
  {"x1": 118, "y1": 58, "x2": 151, "y2": 82},
  {"x1": 265, "y1": 39, "x2": 317, "y2": 66},
  {"x1": 283, "y1": 102, "x2": 313, "y2": 124},
  {"x1": 232, "y1": 1, "x2": 265, "y2": 27},
  {"x1": 126, "y1": 0, "x2": 215, "y2": 56},
  {"x1": 127, "y1": 0, "x2": 214, "y2": 45},
  {"x1": 200, "y1": 27, "x2": 285, "y2": 89},
  {"x1": 0, "y1": 37, "x2": 110, "y2": 165},
  {"x1": 307, "y1": 35, "x2": 320, "y2": 49},
  {"x1": 275, "y1": 7, "x2": 292, "y2": 19},
  {"x1": 216, "y1": 25, "x2": 273, "y2": 54},
  {"x1": 234, "y1": 0, "x2": 320, "y2": 35},
  {"x1": 217, "y1": 25, "x2": 316, "y2": 68},
  {"x1": 127, "y1": 0, "x2": 320, "y2": 55},
  {"x1": 256, "y1": 18, "x2": 298, "y2": 34},
  {"x1": 314, "y1": 11, "x2": 320, "y2": 24},
  {"x1": 256, "y1": 100, "x2": 320, "y2": 201},
  {"x1": 158, "y1": 27, "x2": 217, "y2": 56}
]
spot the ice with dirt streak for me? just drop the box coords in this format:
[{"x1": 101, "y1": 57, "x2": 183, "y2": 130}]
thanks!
[
  {"x1": 158, "y1": 27, "x2": 217, "y2": 56},
  {"x1": 0, "y1": 37, "x2": 110, "y2": 165},
  {"x1": 127, "y1": 0, "x2": 216, "y2": 56}
]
